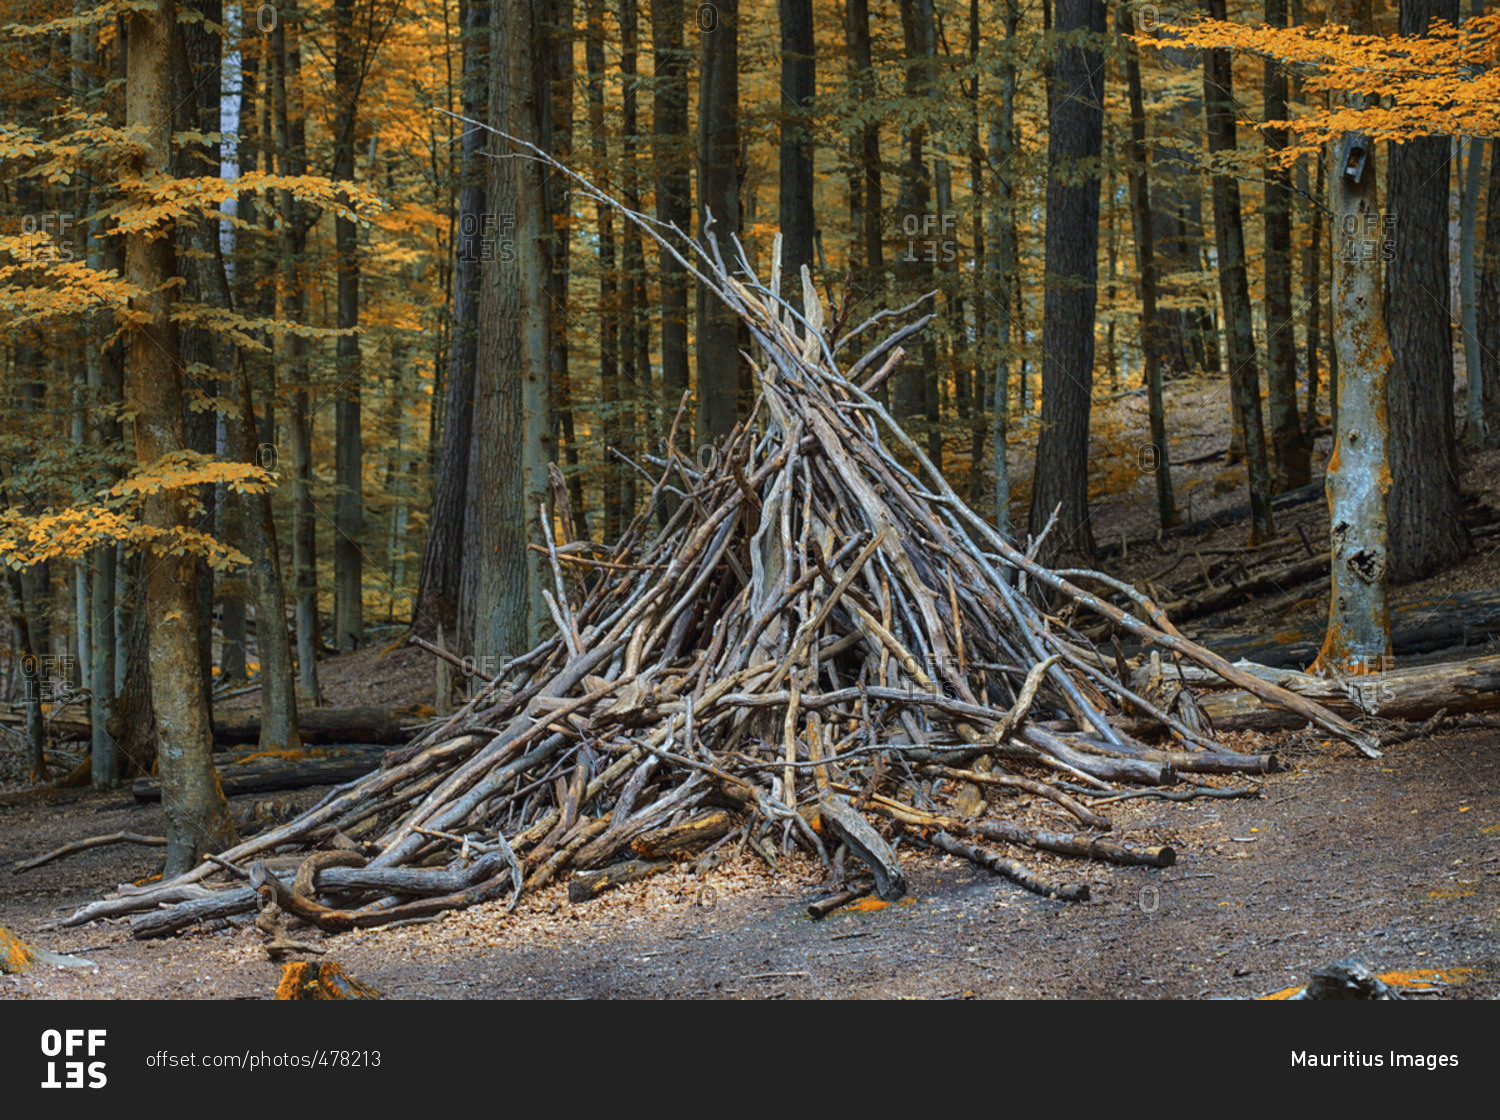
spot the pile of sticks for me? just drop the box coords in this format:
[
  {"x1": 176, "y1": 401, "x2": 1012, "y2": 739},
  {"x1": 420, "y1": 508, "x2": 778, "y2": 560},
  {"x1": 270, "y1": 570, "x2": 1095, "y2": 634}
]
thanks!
[{"x1": 62, "y1": 170, "x2": 1380, "y2": 938}]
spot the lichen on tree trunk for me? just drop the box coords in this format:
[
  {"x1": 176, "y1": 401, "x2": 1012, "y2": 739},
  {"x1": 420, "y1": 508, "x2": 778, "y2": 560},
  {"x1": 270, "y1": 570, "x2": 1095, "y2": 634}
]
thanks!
[{"x1": 1314, "y1": 0, "x2": 1393, "y2": 676}]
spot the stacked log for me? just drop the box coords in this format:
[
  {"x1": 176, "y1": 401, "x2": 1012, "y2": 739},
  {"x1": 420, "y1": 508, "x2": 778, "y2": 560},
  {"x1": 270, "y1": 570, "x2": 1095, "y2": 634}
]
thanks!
[{"x1": 59, "y1": 164, "x2": 1379, "y2": 937}]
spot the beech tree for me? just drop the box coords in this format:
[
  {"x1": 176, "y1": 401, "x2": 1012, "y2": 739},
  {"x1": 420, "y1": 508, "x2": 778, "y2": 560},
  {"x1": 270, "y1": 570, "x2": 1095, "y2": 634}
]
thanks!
[
  {"x1": 1028, "y1": 0, "x2": 1107, "y2": 562},
  {"x1": 1385, "y1": 0, "x2": 1469, "y2": 582},
  {"x1": 126, "y1": 0, "x2": 239, "y2": 872}
]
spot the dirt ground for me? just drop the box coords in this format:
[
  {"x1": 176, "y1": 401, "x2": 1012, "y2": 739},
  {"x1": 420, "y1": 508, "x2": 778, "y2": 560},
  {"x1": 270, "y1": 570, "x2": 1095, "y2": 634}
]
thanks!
[
  {"x1": 2, "y1": 378, "x2": 1498, "y2": 1000},
  {"x1": 2, "y1": 726, "x2": 1495, "y2": 1000}
]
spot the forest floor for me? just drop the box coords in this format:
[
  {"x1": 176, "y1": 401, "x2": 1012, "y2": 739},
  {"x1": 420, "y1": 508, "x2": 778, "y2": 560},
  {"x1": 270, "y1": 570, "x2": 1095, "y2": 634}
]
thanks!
[
  {"x1": 2, "y1": 375, "x2": 1499, "y2": 999},
  {"x1": 2, "y1": 730, "x2": 1496, "y2": 999}
]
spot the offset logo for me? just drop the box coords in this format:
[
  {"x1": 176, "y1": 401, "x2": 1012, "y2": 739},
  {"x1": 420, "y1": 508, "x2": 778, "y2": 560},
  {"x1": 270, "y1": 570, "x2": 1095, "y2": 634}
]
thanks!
[{"x1": 40, "y1": 1029, "x2": 107, "y2": 1089}]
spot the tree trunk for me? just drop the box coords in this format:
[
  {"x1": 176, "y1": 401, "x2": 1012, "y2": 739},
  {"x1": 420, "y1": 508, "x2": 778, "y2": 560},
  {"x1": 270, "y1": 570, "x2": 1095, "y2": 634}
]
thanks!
[
  {"x1": 468, "y1": 0, "x2": 553, "y2": 663},
  {"x1": 332, "y1": 0, "x2": 364, "y2": 651},
  {"x1": 270, "y1": 10, "x2": 321, "y2": 701},
  {"x1": 895, "y1": 0, "x2": 939, "y2": 467},
  {"x1": 1301, "y1": 154, "x2": 1325, "y2": 446},
  {"x1": 87, "y1": 145, "x2": 125, "y2": 788},
  {"x1": 512, "y1": 0, "x2": 555, "y2": 647},
  {"x1": 986, "y1": 0, "x2": 1019, "y2": 537},
  {"x1": 1118, "y1": 1, "x2": 1176, "y2": 530},
  {"x1": 1314, "y1": 0, "x2": 1392, "y2": 675},
  {"x1": 1384, "y1": 0, "x2": 1467, "y2": 583},
  {"x1": 550, "y1": 0, "x2": 587, "y2": 537},
  {"x1": 1027, "y1": 0, "x2": 1106, "y2": 562},
  {"x1": 652, "y1": 0, "x2": 691, "y2": 431},
  {"x1": 778, "y1": 0, "x2": 815, "y2": 295},
  {"x1": 585, "y1": 0, "x2": 623, "y2": 537},
  {"x1": 1481, "y1": 120, "x2": 1500, "y2": 437},
  {"x1": 621, "y1": 0, "x2": 646, "y2": 516},
  {"x1": 124, "y1": 0, "x2": 237, "y2": 874},
  {"x1": 414, "y1": 0, "x2": 488, "y2": 644},
  {"x1": 1460, "y1": 136, "x2": 1486, "y2": 446},
  {"x1": 1202, "y1": 0, "x2": 1275, "y2": 542},
  {"x1": 846, "y1": 0, "x2": 884, "y2": 356},
  {"x1": 1263, "y1": 0, "x2": 1308, "y2": 490},
  {"x1": 6, "y1": 574, "x2": 45, "y2": 782},
  {"x1": 695, "y1": 0, "x2": 741, "y2": 446},
  {"x1": 177, "y1": 0, "x2": 302, "y2": 753}
]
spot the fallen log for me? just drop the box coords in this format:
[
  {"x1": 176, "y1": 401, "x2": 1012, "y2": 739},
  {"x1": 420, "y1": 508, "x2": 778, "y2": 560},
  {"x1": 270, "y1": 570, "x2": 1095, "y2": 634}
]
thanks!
[
  {"x1": 1173, "y1": 654, "x2": 1500, "y2": 733},
  {"x1": 130, "y1": 885, "x2": 264, "y2": 940},
  {"x1": 818, "y1": 794, "x2": 906, "y2": 901},
  {"x1": 216, "y1": 706, "x2": 430, "y2": 746},
  {"x1": 567, "y1": 859, "x2": 671, "y2": 902},
  {"x1": 1206, "y1": 587, "x2": 1500, "y2": 667},
  {"x1": 807, "y1": 885, "x2": 874, "y2": 919},
  {"x1": 929, "y1": 830, "x2": 1090, "y2": 902},
  {"x1": 865, "y1": 794, "x2": 1175, "y2": 868},
  {"x1": 1020, "y1": 726, "x2": 1177, "y2": 786},
  {"x1": 131, "y1": 747, "x2": 385, "y2": 802},
  {"x1": 13, "y1": 832, "x2": 167, "y2": 874},
  {"x1": 630, "y1": 810, "x2": 735, "y2": 859},
  {"x1": 1166, "y1": 553, "x2": 1329, "y2": 623}
]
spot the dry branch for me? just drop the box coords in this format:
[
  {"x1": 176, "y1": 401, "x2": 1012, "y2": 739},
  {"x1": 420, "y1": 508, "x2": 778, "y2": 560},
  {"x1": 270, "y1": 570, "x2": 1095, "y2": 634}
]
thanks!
[{"x1": 62, "y1": 146, "x2": 1374, "y2": 937}]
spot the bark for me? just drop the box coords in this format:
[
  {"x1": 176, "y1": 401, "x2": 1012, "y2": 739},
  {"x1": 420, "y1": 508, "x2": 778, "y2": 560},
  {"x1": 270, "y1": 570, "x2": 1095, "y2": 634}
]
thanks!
[
  {"x1": 846, "y1": 0, "x2": 884, "y2": 337},
  {"x1": 551, "y1": 0, "x2": 586, "y2": 536},
  {"x1": 695, "y1": 0, "x2": 742, "y2": 446},
  {"x1": 1147, "y1": 48, "x2": 1207, "y2": 379},
  {"x1": 963, "y1": 0, "x2": 988, "y2": 510},
  {"x1": 1384, "y1": 0, "x2": 1467, "y2": 583},
  {"x1": 5, "y1": 574, "x2": 44, "y2": 781},
  {"x1": 414, "y1": 0, "x2": 487, "y2": 643},
  {"x1": 895, "y1": 0, "x2": 940, "y2": 466},
  {"x1": 620, "y1": 0, "x2": 648, "y2": 497},
  {"x1": 651, "y1": 0, "x2": 691, "y2": 430},
  {"x1": 332, "y1": 0, "x2": 364, "y2": 651},
  {"x1": 109, "y1": 572, "x2": 157, "y2": 777},
  {"x1": 270, "y1": 10, "x2": 321, "y2": 701},
  {"x1": 1186, "y1": 654, "x2": 1500, "y2": 732},
  {"x1": 1460, "y1": 137, "x2": 1485, "y2": 446},
  {"x1": 1482, "y1": 127, "x2": 1500, "y2": 436},
  {"x1": 468, "y1": 0, "x2": 553, "y2": 662},
  {"x1": 1301, "y1": 154, "x2": 1325, "y2": 445},
  {"x1": 88, "y1": 158, "x2": 126, "y2": 788},
  {"x1": 514, "y1": 0, "x2": 555, "y2": 646},
  {"x1": 124, "y1": 0, "x2": 238, "y2": 873},
  {"x1": 1202, "y1": 0, "x2": 1274, "y2": 542},
  {"x1": 1315, "y1": 0, "x2": 1392, "y2": 675},
  {"x1": 1027, "y1": 0, "x2": 1106, "y2": 562},
  {"x1": 585, "y1": 0, "x2": 623, "y2": 537},
  {"x1": 177, "y1": 0, "x2": 302, "y2": 753},
  {"x1": 1119, "y1": 2, "x2": 1176, "y2": 531},
  {"x1": 1263, "y1": 0, "x2": 1308, "y2": 490},
  {"x1": 987, "y1": 0, "x2": 1019, "y2": 537},
  {"x1": 777, "y1": 0, "x2": 815, "y2": 293}
]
